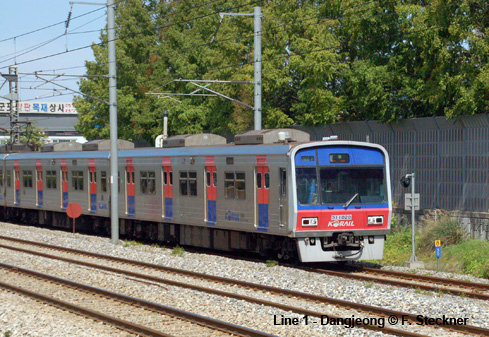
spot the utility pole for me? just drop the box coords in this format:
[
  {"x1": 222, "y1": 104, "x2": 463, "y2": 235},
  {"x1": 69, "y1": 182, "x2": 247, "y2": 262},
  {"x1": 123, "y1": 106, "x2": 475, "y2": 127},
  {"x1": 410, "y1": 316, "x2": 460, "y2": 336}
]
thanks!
[
  {"x1": 151, "y1": 7, "x2": 262, "y2": 130},
  {"x1": 253, "y1": 6, "x2": 262, "y2": 131},
  {"x1": 107, "y1": 0, "x2": 119, "y2": 244},
  {"x1": 217, "y1": 7, "x2": 262, "y2": 130},
  {"x1": 1, "y1": 66, "x2": 20, "y2": 144}
]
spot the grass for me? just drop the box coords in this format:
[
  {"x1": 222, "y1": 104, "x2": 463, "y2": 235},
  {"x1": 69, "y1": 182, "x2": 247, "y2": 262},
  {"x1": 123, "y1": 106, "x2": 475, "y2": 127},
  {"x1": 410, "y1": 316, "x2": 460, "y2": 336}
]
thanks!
[
  {"x1": 122, "y1": 240, "x2": 142, "y2": 247},
  {"x1": 384, "y1": 213, "x2": 489, "y2": 279},
  {"x1": 4, "y1": 331, "x2": 12, "y2": 337},
  {"x1": 171, "y1": 245, "x2": 185, "y2": 257},
  {"x1": 266, "y1": 260, "x2": 279, "y2": 267},
  {"x1": 364, "y1": 281, "x2": 375, "y2": 288}
]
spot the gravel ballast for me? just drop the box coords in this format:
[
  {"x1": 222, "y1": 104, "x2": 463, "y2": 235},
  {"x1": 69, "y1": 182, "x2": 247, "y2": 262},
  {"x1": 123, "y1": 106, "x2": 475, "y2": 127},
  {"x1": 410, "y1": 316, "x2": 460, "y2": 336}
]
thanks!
[{"x1": 0, "y1": 221, "x2": 488, "y2": 337}]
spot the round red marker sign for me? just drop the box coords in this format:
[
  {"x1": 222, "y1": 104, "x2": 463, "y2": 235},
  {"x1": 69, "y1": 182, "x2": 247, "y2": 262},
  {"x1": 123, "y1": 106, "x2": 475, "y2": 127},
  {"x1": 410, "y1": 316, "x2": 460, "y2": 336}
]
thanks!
[{"x1": 66, "y1": 203, "x2": 82, "y2": 219}]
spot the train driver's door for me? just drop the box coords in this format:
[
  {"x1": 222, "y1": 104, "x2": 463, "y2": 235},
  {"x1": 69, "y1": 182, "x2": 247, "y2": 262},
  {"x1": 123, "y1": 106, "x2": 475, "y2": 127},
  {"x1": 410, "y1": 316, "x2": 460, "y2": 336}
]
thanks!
[
  {"x1": 125, "y1": 159, "x2": 135, "y2": 217},
  {"x1": 279, "y1": 168, "x2": 287, "y2": 228},
  {"x1": 255, "y1": 155, "x2": 269, "y2": 232}
]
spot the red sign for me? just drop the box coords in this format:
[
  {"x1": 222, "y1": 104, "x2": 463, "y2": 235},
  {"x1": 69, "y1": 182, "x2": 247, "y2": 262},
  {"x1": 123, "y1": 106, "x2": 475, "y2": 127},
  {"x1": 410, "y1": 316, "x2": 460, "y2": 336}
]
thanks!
[{"x1": 66, "y1": 203, "x2": 82, "y2": 219}]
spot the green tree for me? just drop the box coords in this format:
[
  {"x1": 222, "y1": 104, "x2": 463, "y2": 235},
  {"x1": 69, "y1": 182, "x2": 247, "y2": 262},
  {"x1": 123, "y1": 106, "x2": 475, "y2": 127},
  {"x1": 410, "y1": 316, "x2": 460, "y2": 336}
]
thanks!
[
  {"x1": 20, "y1": 122, "x2": 48, "y2": 151},
  {"x1": 74, "y1": 0, "x2": 489, "y2": 142}
]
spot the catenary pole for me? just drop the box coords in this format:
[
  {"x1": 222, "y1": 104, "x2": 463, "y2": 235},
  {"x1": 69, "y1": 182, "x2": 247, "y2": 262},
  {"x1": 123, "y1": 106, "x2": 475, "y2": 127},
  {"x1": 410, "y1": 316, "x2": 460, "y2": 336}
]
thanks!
[
  {"x1": 107, "y1": 0, "x2": 119, "y2": 244},
  {"x1": 409, "y1": 173, "x2": 418, "y2": 263},
  {"x1": 253, "y1": 6, "x2": 262, "y2": 130}
]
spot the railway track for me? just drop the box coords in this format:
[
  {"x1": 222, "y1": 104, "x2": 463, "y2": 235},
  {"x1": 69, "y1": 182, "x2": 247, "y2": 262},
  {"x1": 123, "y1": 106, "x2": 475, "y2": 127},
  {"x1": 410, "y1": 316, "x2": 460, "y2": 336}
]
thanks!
[
  {"x1": 304, "y1": 264, "x2": 489, "y2": 300},
  {"x1": 0, "y1": 235, "x2": 487, "y2": 336},
  {"x1": 0, "y1": 261, "x2": 272, "y2": 337}
]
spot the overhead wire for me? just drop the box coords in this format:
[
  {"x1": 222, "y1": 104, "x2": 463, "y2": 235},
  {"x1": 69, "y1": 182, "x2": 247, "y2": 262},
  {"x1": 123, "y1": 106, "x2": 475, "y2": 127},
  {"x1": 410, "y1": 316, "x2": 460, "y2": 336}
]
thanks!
[
  {"x1": 4, "y1": 0, "x2": 475, "y2": 101},
  {"x1": 0, "y1": 0, "x2": 263, "y2": 71}
]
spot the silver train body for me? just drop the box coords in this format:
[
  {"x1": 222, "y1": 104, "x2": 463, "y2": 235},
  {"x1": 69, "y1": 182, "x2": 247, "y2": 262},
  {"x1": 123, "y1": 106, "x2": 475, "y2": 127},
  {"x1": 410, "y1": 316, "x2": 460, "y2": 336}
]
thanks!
[{"x1": 0, "y1": 129, "x2": 392, "y2": 262}]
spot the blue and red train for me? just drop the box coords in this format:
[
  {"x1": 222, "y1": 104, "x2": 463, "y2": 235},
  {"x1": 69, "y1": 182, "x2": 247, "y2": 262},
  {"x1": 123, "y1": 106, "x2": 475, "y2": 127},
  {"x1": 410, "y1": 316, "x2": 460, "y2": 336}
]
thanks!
[{"x1": 0, "y1": 129, "x2": 391, "y2": 262}]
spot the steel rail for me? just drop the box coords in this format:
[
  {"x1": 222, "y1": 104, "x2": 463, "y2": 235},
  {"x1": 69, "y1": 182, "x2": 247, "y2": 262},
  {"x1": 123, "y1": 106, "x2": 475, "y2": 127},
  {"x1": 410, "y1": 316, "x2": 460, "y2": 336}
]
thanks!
[
  {"x1": 351, "y1": 265, "x2": 489, "y2": 291},
  {"x1": 299, "y1": 265, "x2": 489, "y2": 301},
  {"x1": 0, "y1": 236, "x2": 486, "y2": 336},
  {"x1": 0, "y1": 278, "x2": 172, "y2": 337},
  {"x1": 0, "y1": 262, "x2": 274, "y2": 337}
]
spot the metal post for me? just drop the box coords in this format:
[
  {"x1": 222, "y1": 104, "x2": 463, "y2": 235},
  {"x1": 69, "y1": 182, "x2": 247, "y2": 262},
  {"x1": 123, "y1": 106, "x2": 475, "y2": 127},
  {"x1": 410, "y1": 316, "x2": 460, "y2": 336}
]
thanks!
[
  {"x1": 163, "y1": 108, "x2": 168, "y2": 139},
  {"x1": 2, "y1": 66, "x2": 20, "y2": 145},
  {"x1": 253, "y1": 6, "x2": 262, "y2": 131},
  {"x1": 409, "y1": 173, "x2": 418, "y2": 262},
  {"x1": 107, "y1": 0, "x2": 119, "y2": 244}
]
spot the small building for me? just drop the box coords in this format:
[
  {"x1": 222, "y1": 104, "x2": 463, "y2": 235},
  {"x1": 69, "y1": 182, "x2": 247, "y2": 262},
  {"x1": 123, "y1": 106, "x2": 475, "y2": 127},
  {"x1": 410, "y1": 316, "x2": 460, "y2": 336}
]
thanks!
[{"x1": 0, "y1": 101, "x2": 87, "y2": 144}]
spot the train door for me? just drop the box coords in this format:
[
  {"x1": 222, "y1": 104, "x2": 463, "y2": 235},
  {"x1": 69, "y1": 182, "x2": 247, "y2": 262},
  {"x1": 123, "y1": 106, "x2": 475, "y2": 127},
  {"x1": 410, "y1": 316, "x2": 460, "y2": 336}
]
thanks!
[
  {"x1": 14, "y1": 160, "x2": 20, "y2": 205},
  {"x1": 36, "y1": 159, "x2": 43, "y2": 207},
  {"x1": 205, "y1": 156, "x2": 216, "y2": 226},
  {"x1": 88, "y1": 159, "x2": 97, "y2": 213},
  {"x1": 60, "y1": 159, "x2": 68, "y2": 209},
  {"x1": 255, "y1": 155, "x2": 269, "y2": 232},
  {"x1": 279, "y1": 168, "x2": 287, "y2": 227},
  {"x1": 162, "y1": 156, "x2": 173, "y2": 219},
  {"x1": 125, "y1": 158, "x2": 135, "y2": 217}
]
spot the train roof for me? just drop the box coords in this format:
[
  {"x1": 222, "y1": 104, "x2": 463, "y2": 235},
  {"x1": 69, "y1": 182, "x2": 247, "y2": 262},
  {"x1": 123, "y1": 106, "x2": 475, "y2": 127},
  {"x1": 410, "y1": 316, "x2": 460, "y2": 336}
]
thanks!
[
  {"x1": 3, "y1": 143, "x2": 294, "y2": 160},
  {"x1": 4, "y1": 140, "x2": 387, "y2": 161}
]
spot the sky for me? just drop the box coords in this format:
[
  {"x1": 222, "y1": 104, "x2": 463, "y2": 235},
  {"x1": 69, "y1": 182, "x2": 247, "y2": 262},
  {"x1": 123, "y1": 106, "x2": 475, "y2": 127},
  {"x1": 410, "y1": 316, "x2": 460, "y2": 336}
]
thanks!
[{"x1": 0, "y1": 0, "x2": 107, "y2": 104}]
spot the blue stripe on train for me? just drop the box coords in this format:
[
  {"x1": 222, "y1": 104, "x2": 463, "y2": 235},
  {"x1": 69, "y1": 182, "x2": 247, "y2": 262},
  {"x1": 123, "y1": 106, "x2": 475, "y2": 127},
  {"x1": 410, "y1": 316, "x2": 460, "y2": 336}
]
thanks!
[
  {"x1": 257, "y1": 203, "x2": 268, "y2": 232},
  {"x1": 62, "y1": 192, "x2": 68, "y2": 209},
  {"x1": 164, "y1": 198, "x2": 173, "y2": 219},
  {"x1": 127, "y1": 195, "x2": 135, "y2": 217},
  {"x1": 37, "y1": 191, "x2": 43, "y2": 208},
  {"x1": 90, "y1": 194, "x2": 97, "y2": 213},
  {"x1": 207, "y1": 200, "x2": 216, "y2": 225},
  {"x1": 15, "y1": 189, "x2": 20, "y2": 205}
]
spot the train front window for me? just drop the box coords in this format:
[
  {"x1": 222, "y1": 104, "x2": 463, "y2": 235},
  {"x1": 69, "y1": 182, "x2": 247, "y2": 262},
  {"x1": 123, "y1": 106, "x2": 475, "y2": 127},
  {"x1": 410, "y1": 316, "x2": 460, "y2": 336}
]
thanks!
[
  {"x1": 296, "y1": 168, "x2": 319, "y2": 205},
  {"x1": 320, "y1": 168, "x2": 385, "y2": 205},
  {"x1": 296, "y1": 167, "x2": 385, "y2": 205}
]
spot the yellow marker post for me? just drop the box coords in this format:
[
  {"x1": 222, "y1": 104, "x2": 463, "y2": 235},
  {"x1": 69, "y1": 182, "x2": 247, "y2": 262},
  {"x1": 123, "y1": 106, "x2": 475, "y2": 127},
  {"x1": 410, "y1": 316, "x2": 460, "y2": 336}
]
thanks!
[{"x1": 435, "y1": 240, "x2": 441, "y2": 270}]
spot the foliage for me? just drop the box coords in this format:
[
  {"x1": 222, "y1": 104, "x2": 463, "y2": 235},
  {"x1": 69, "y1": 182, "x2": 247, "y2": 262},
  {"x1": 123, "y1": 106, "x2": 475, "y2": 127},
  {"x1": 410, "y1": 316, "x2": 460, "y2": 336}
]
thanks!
[
  {"x1": 383, "y1": 223, "x2": 413, "y2": 265},
  {"x1": 386, "y1": 211, "x2": 489, "y2": 279},
  {"x1": 171, "y1": 245, "x2": 185, "y2": 257},
  {"x1": 266, "y1": 259, "x2": 279, "y2": 267},
  {"x1": 20, "y1": 122, "x2": 48, "y2": 151},
  {"x1": 417, "y1": 210, "x2": 466, "y2": 253},
  {"x1": 450, "y1": 241, "x2": 489, "y2": 279},
  {"x1": 74, "y1": 0, "x2": 489, "y2": 141},
  {"x1": 122, "y1": 240, "x2": 142, "y2": 247}
]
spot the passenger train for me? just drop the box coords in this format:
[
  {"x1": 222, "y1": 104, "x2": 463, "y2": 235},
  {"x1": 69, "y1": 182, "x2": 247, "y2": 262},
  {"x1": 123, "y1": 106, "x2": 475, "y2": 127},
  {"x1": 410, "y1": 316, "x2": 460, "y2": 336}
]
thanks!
[{"x1": 0, "y1": 129, "x2": 391, "y2": 262}]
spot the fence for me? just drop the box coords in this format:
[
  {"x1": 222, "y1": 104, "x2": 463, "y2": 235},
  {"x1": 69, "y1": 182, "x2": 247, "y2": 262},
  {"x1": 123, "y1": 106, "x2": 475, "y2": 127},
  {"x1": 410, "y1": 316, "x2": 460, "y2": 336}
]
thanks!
[{"x1": 293, "y1": 114, "x2": 489, "y2": 215}]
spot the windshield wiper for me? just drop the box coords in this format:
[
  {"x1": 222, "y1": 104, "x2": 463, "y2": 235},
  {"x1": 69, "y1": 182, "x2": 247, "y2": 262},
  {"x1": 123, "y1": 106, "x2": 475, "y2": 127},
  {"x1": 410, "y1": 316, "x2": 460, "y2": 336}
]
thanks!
[{"x1": 343, "y1": 193, "x2": 359, "y2": 209}]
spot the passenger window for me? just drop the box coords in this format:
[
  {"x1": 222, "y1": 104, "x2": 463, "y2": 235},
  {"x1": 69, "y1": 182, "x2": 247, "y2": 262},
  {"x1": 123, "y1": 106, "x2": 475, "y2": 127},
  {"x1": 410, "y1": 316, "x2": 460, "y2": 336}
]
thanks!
[
  {"x1": 101, "y1": 171, "x2": 107, "y2": 192},
  {"x1": 23, "y1": 170, "x2": 33, "y2": 188},
  {"x1": 256, "y1": 172, "x2": 262, "y2": 189},
  {"x1": 179, "y1": 171, "x2": 197, "y2": 196},
  {"x1": 225, "y1": 172, "x2": 235, "y2": 199},
  {"x1": 225, "y1": 172, "x2": 246, "y2": 199},
  {"x1": 47, "y1": 171, "x2": 57, "y2": 189},
  {"x1": 140, "y1": 171, "x2": 156, "y2": 195},
  {"x1": 6, "y1": 170, "x2": 11, "y2": 187},
  {"x1": 72, "y1": 171, "x2": 84, "y2": 191}
]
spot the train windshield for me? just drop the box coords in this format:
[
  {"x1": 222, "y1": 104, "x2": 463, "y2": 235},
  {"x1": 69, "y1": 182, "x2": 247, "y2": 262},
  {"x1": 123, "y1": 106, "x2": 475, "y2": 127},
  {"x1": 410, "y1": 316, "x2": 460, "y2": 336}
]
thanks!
[{"x1": 296, "y1": 167, "x2": 386, "y2": 206}]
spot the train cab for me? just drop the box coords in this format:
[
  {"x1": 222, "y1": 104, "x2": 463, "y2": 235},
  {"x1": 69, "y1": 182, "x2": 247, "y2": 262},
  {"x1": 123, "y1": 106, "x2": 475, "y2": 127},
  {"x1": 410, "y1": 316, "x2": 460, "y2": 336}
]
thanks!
[{"x1": 291, "y1": 141, "x2": 392, "y2": 262}]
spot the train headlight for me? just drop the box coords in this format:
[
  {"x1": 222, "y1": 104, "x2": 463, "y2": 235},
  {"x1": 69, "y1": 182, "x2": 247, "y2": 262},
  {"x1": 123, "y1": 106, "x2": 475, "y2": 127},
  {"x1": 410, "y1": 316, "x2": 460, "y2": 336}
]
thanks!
[
  {"x1": 301, "y1": 217, "x2": 318, "y2": 227},
  {"x1": 367, "y1": 216, "x2": 384, "y2": 225}
]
